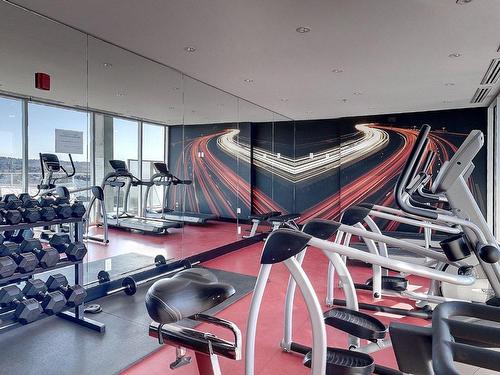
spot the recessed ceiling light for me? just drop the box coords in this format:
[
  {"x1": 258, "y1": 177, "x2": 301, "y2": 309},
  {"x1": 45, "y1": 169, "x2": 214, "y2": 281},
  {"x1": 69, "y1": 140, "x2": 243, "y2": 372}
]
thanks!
[
  {"x1": 448, "y1": 53, "x2": 461, "y2": 58},
  {"x1": 184, "y1": 46, "x2": 196, "y2": 52},
  {"x1": 331, "y1": 68, "x2": 344, "y2": 73},
  {"x1": 296, "y1": 26, "x2": 311, "y2": 33},
  {"x1": 353, "y1": 92, "x2": 363, "y2": 96},
  {"x1": 169, "y1": 106, "x2": 175, "y2": 110},
  {"x1": 244, "y1": 79, "x2": 254, "y2": 83},
  {"x1": 8, "y1": 114, "x2": 15, "y2": 118},
  {"x1": 102, "y1": 62, "x2": 113, "y2": 68},
  {"x1": 456, "y1": 0, "x2": 473, "y2": 4},
  {"x1": 445, "y1": 82, "x2": 455, "y2": 86}
]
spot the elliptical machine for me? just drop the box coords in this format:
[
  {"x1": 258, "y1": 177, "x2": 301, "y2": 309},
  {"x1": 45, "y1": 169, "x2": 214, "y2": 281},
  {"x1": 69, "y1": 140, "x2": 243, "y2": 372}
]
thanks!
[{"x1": 37, "y1": 153, "x2": 109, "y2": 244}]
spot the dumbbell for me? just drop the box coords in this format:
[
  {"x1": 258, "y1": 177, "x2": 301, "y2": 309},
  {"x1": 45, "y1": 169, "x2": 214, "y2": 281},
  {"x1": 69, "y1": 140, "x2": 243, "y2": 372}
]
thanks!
[
  {"x1": 49, "y1": 233, "x2": 87, "y2": 262},
  {"x1": 46, "y1": 274, "x2": 87, "y2": 307},
  {"x1": 18, "y1": 193, "x2": 57, "y2": 221},
  {"x1": 0, "y1": 285, "x2": 43, "y2": 324},
  {"x1": 71, "y1": 201, "x2": 86, "y2": 218},
  {"x1": 0, "y1": 255, "x2": 16, "y2": 279},
  {"x1": 0, "y1": 241, "x2": 37, "y2": 273},
  {"x1": 2, "y1": 194, "x2": 40, "y2": 223},
  {"x1": 18, "y1": 238, "x2": 59, "y2": 268},
  {"x1": 22, "y1": 279, "x2": 67, "y2": 315},
  {"x1": 0, "y1": 199, "x2": 22, "y2": 225},
  {"x1": 38, "y1": 196, "x2": 72, "y2": 219},
  {"x1": 3, "y1": 228, "x2": 34, "y2": 245}
]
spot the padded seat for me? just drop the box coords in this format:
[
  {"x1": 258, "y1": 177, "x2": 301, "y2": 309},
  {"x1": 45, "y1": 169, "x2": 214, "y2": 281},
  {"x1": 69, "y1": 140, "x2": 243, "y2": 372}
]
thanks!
[{"x1": 145, "y1": 268, "x2": 235, "y2": 324}]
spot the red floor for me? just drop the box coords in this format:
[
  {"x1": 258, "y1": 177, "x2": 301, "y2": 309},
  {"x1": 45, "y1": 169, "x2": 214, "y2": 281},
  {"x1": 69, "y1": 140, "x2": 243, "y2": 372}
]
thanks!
[
  {"x1": 85, "y1": 221, "x2": 244, "y2": 263},
  {"x1": 121, "y1": 241, "x2": 430, "y2": 375}
]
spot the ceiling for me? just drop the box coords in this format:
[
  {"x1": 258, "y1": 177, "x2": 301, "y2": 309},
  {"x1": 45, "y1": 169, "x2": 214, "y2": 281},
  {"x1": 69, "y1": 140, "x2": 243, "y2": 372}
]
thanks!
[{"x1": 8, "y1": 0, "x2": 500, "y2": 120}]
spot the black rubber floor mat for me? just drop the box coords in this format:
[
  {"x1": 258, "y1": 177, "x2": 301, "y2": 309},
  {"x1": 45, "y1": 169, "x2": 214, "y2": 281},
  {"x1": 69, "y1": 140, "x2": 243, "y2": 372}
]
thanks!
[{"x1": 0, "y1": 266, "x2": 256, "y2": 375}]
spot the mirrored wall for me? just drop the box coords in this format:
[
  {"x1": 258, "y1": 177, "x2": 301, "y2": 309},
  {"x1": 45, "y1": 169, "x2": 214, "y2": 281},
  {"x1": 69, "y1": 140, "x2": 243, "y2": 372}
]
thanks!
[{"x1": 0, "y1": 1, "x2": 294, "y2": 285}]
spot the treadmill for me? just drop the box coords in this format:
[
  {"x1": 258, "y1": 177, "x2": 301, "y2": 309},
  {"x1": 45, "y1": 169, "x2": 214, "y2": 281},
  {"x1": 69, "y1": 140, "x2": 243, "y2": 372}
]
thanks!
[
  {"x1": 103, "y1": 160, "x2": 182, "y2": 234},
  {"x1": 143, "y1": 162, "x2": 217, "y2": 224}
]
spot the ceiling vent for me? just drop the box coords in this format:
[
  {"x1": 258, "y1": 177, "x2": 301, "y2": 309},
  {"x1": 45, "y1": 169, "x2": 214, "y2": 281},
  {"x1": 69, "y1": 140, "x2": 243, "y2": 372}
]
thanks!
[
  {"x1": 470, "y1": 87, "x2": 491, "y2": 103},
  {"x1": 480, "y1": 58, "x2": 500, "y2": 85}
]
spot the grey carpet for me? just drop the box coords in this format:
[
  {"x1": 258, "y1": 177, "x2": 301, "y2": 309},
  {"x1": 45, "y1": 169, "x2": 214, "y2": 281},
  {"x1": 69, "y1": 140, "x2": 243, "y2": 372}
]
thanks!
[{"x1": 0, "y1": 266, "x2": 256, "y2": 375}]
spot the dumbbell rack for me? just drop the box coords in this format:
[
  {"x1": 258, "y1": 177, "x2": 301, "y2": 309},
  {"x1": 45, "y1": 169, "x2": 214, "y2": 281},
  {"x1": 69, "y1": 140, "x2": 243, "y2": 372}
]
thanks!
[{"x1": 0, "y1": 217, "x2": 105, "y2": 333}]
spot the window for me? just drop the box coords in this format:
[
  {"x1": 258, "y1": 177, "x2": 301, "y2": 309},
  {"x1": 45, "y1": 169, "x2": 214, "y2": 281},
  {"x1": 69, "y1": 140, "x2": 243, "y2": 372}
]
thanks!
[
  {"x1": 0, "y1": 96, "x2": 23, "y2": 195},
  {"x1": 142, "y1": 123, "x2": 166, "y2": 211},
  {"x1": 27, "y1": 102, "x2": 90, "y2": 196},
  {"x1": 112, "y1": 117, "x2": 139, "y2": 214}
]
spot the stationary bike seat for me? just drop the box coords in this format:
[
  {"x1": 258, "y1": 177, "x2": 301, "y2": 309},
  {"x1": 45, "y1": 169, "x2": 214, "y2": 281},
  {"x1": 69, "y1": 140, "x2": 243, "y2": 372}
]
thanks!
[{"x1": 145, "y1": 268, "x2": 235, "y2": 324}]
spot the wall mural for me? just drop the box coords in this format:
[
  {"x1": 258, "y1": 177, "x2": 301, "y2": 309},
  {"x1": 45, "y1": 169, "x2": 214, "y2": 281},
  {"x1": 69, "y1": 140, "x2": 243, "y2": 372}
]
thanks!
[{"x1": 169, "y1": 108, "x2": 487, "y2": 232}]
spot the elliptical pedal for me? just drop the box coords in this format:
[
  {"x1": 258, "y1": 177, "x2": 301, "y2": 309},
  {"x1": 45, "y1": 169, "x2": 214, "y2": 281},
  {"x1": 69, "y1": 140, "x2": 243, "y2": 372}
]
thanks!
[
  {"x1": 323, "y1": 307, "x2": 386, "y2": 341},
  {"x1": 303, "y1": 347, "x2": 375, "y2": 375}
]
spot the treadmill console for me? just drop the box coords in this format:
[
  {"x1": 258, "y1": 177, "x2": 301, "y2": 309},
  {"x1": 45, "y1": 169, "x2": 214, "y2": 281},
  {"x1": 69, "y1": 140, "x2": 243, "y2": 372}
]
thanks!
[
  {"x1": 109, "y1": 160, "x2": 130, "y2": 175},
  {"x1": 153, "y1": 162, "x2": 170, "y2": 176}
]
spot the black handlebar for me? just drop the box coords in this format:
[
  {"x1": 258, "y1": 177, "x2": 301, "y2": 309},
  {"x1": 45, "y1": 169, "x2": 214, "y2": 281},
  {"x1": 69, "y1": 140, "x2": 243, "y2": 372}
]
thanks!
[{"x1": 394, "y1": 124, "x2": 438, "y2": 220}]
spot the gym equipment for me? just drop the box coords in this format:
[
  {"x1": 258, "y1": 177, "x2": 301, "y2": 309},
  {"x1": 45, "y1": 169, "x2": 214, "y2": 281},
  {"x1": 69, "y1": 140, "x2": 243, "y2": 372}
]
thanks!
[
  {"x1": 38, "y1": 153, "x2": 109, "y2": 243},
  {"x1": 243, "y1": 211, "x2": 281, "y2": 238},
  {"x1": 146, "y1": 268, "x2": 241, "y2": 373},
  {"x1": 97, "y1": 254, "x2": 168, "y2": 284},
  {"x1": 0, "y1": 200, "x2": 22, "y2": 225},
  {"x1": 46, "y1": 274, "x2": 87, "y2": 307},
  {"x1": 18, "y1": 238, "x2": 59, "y2": 268},
  {"x1": 37, "y1": 196, "x2": 72, "y2": 219},
  {"x1": 0, "y1": 285, "x2": 43, "y2": 324},
  {"x1": 247, "y1": 228, "x2": 494, "y2": 375},
  {"x1": 2, "y1": 228, "x2": 34, "y2": 244},
  {"x1": 49, "y1": 233, "x2": 87, "y2": 261},
  {"x1": 18, "y1": 193, "x2": 57, "y2": 221},
  {"x1": 98, "y1": 160, "x2": 182, "y2": 234},
  {"x1": 0, "y1": 256, "x2": 16, "y2": 278},
  {"x1": 2, "y1": 194, "x2": 40, "y2": 223},
  {"x1": 143, "y1": 162, "x2": 217, "y2": 224},
  {"x1": 0, "y1": 241, "x2": 37, "y2": 273},
  {"x1": 22, "y1": 279, "x2": 67, "y2": 315}
]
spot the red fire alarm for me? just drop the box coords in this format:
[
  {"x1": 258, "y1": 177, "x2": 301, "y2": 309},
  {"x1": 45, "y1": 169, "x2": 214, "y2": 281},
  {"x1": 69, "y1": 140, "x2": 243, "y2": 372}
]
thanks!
[{"x1": 35, "y1": 72, "x2": 50, "y2": 91}]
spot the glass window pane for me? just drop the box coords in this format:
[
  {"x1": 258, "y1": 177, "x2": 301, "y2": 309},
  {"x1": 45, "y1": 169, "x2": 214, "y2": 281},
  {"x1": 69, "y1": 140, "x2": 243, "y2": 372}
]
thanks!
[
  {"x1": 142, "y1": 123, "x2": 165, "y2": 211},
  {"x1": 0, "y1": 96, "x2": 23, "y2": 195},
  {"x1": 112, "y1": 117, "x2": 139, "y2": 214},
  {"x1": 27, "y1": 102, "x2": 90, "y2": 196}
]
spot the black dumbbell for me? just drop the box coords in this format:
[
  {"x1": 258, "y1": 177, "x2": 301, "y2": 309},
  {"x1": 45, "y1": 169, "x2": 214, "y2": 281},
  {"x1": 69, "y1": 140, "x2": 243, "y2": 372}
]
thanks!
[
  {"x1": 3, "y1": 228, "x2": 34, "y2": 244},
  {"x1": 18, "y1": 193, "x2": 57, "y2": 221},
  {"x1": 38, "y1": 196, "x2": 72, "y2": 219},
  {"x1": 2, "y1": 194, "x2": 40, "y2": 223},
  {"x1": 22, "y1": 279, "x2": 67, "y2": 315},
  {"x1": 46, "y1": 274, "x2": 87, "y2": 307},
  {"x1": 0, "y1": 199, "x2": 22, "y2": 225},
  {"x1": 0, "y1": 285, "x2": 43, "y2": 324},
  {"x1": 0, "y1": 255, "x2": 16, "y2": 279},
  {"x1": 49, "y1": 233, "x2": 87, "y2": 262},
  {"x1": 71, "y1": 201, "x2": 86, "y2": 218},
  {"x1": 18, "y1": 238, "x2": 59, "y2": 269},
  {"x1": 0, "y1": 241, "x2": 37, "y2": 273}
]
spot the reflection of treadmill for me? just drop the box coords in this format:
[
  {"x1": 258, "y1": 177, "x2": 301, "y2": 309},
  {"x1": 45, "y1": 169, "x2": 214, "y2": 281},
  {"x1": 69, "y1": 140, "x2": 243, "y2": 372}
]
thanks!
[
  {"x1": 103, "y1": 160, "x2": 182, "y2": 234},
  {"x1": 143, "y1": 162, "x2": 217, "y2": 224}
]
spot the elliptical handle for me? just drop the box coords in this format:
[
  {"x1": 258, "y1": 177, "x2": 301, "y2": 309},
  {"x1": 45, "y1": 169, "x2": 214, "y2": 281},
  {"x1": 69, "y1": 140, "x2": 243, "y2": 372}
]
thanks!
[{"x1": 394, "y1": 124, "x2": 438, "y2": 220}]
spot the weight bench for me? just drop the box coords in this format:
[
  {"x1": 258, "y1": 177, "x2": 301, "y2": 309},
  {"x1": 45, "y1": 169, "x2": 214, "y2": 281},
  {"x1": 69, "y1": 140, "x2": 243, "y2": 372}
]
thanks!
[
  {"x1": 243, "y1": 211, "x2": 282, "y2": 238},
  {"x1": 146, "y1": 268, "x2": 241, "y2": 374}
]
